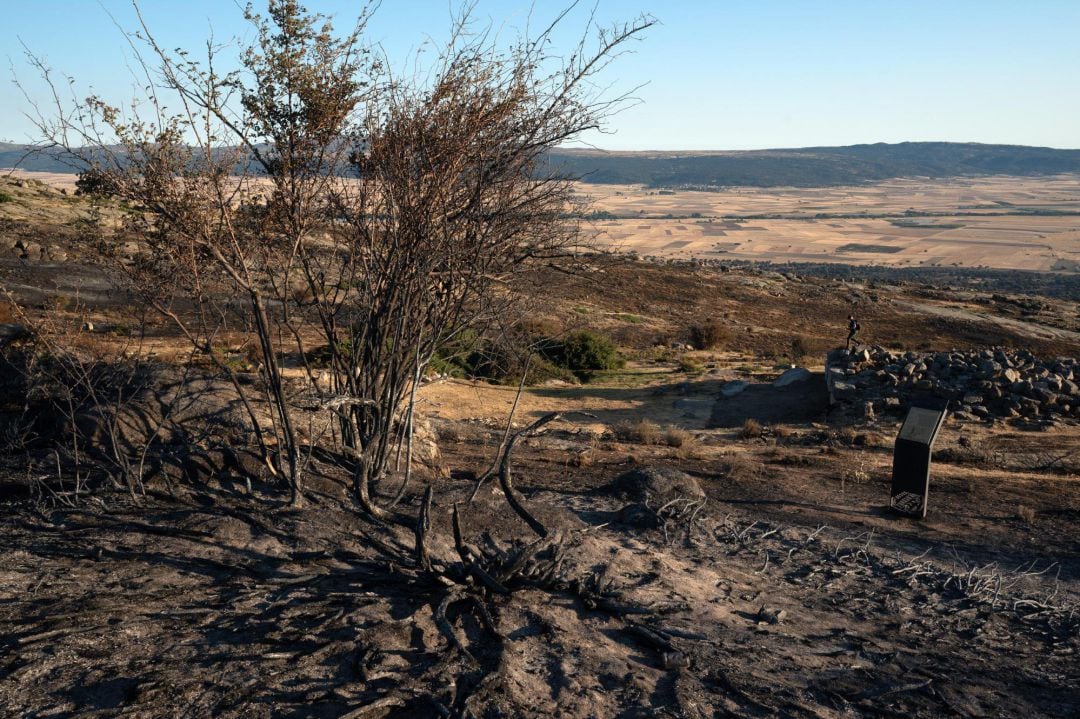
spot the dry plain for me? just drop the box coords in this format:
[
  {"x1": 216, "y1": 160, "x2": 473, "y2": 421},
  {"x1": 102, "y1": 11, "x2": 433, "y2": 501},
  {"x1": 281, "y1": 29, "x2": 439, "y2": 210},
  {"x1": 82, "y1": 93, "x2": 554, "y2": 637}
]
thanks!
[
  {"x1": 579, "y1": 174, "x2": 1080, "y2": 272},
  {"x1": 7, "y1": 170, "x2": 1080, "y2": 272}
]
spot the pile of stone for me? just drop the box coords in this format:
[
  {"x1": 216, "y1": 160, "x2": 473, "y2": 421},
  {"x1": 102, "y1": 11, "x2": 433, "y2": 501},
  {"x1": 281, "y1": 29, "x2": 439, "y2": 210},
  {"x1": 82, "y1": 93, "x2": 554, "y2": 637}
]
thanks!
[{"x1": 826, "y1": 345, "x2": 1079, "y2": 424}]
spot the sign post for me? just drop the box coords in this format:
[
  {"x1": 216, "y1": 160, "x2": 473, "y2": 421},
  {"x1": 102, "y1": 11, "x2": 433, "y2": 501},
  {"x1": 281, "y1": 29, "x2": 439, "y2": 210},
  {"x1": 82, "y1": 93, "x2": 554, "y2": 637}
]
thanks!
[{"x1": 890, "y1": 402, "x2": 947, "y2": 518}]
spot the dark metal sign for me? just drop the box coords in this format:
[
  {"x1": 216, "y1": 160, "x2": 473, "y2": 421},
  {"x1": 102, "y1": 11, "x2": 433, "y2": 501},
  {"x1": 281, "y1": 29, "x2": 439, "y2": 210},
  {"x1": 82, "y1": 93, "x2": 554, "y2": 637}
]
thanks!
[{"x1": 890, "y1": 403, "x2": 947, "y2": 518}]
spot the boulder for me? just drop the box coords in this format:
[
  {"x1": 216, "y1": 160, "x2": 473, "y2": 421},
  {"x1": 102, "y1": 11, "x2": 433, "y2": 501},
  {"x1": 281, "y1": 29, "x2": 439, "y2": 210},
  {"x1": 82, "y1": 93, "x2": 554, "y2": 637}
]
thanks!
[
  {"x1": 721, "y1": 380, "x2": 749, "y2": 398},
  {"x1": 1031, "y1": 388, "x2": 1058, "y2": 405},
  {"x1": 405, "y1": 416, "x2": 446, "y2": 477},
  {"x1": 773, "y1": 367, "x2": 811, "y2": 388},
  {"x1": 610, "y1": 467, "x2": 704, "y2": 502}
]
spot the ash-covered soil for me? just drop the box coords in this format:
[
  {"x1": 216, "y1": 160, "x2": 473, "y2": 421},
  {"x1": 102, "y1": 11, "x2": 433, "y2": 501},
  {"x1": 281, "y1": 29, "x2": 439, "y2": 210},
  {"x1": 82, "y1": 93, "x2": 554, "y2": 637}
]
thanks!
[{"x1": 1, "y1": 417, "x2": 1077, "y2": 718}]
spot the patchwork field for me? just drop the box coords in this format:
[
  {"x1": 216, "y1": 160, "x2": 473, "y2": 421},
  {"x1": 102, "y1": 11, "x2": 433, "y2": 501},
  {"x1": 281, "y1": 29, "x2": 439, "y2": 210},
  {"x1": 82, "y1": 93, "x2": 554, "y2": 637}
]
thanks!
[
  {"x1": 579, "y1": 175, "x2": 1080, "y2": 271},
  {"x1": 6, "y1": 169, "x2": 1080, "y2": 271}
]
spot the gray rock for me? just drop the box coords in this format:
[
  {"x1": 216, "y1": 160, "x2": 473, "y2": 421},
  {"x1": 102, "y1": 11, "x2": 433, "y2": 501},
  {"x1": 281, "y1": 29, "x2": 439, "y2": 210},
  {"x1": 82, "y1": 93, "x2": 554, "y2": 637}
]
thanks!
[
  {"x1": 756, "y1": 606, "x2": 788, "y2": 625},
  {"x1": 1032, "y1": 388, "x2": 1058, "y2": 405},
  {"x1": 610, "y1": 467, "x2": 704, "y2": 502},
  {"x1": 773, "y1": 367, "x2": 811, "y2": 388},
  {"x1": 721, "y1": 380, "x2": 749, "y2": 398},
  {"x1": 1019, "y1": 397, "x2": 1041, "y2": 416}
]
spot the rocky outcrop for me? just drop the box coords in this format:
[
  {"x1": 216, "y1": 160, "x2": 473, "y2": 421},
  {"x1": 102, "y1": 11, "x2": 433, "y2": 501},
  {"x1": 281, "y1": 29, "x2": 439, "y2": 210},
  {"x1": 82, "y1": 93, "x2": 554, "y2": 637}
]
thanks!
[{"x1": 826, "y1": 345, "x2": 1079, "y2": 423}]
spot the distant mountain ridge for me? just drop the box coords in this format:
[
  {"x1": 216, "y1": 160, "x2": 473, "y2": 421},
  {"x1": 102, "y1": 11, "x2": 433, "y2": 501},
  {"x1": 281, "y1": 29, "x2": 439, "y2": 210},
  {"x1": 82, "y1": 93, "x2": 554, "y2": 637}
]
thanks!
[
  {"x1": 4, "y1": 140, "x2": 1080, "y2": 188},
  {"x1": 544, "y1": 142, "x2": 1080, "y2": 187}
]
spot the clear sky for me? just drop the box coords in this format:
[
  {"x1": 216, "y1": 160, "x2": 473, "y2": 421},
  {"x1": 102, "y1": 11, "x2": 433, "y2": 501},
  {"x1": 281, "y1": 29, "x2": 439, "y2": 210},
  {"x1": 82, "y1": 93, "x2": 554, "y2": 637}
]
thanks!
[{"x1": 3, "y1": 0, "x2": 1078, "y2": 151}]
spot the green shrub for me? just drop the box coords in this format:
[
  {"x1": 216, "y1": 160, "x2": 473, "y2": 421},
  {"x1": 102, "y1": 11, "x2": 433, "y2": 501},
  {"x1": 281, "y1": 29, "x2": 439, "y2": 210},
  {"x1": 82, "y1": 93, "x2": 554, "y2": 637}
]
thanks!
[
  {"x1": 429, "y1": 330, "x2": 576, "y2": 385},
  {"x1": 540, "y1": 330, "x2": 623, "y2": 377},
  {"x1": 304, "y1": 340, "x2": 354, "y2": 367},
  {"x1": 677, "y1": 356, "x2": 703, "y2": 374},
  {"x1": 0, "y1": 191, "x2": 13, "y2": 203}
]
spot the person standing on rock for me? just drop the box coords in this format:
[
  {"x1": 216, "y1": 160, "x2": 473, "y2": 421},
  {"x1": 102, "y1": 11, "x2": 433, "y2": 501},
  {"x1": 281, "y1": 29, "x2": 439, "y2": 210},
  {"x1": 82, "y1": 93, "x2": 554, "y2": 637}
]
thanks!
[{"x1": 845, "y1": 315, "x2": 861, "y2": 350}]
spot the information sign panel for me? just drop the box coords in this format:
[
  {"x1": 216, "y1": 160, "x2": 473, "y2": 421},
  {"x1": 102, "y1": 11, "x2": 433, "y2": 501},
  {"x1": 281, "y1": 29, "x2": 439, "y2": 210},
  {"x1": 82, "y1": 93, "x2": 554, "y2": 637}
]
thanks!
[{"x1": 890, "y1": 403, "x2": 947, "y2": 518}]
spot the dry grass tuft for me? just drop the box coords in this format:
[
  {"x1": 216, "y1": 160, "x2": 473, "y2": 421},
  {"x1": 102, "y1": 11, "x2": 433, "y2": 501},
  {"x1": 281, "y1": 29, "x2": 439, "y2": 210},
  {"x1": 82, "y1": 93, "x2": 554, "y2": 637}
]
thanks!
[
  {"x1": 436, "y1": 422, "x2": 481, "y2": 444},
  {"x1": 773, "y1": 425, "x2": 796, "y2": 441},
  {"x1": 720, "y1": 451, "x2": 761, "y2": 481},
  {"x1": 0, "y1": 300, "x2": 17, "y2": 324},
  {"x1": 839, "y1": 458, "x2": 872, "y2": 490},
  {"x1": 662, "y1": 426, "x2": 694, "y2": 448},
  {"x1": 613, "y1": 419, "x2": 662, "y2": 445},
  {"x1": 739, "y1": 418, "x2": 764, "y2": 440},
  {"x1": 569, "y1": 449, "x2": 594, "y2": 467}
]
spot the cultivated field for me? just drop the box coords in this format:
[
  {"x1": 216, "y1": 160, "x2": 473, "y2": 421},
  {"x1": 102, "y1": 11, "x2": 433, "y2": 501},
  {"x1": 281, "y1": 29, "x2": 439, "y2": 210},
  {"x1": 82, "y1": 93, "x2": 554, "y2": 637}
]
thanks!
[
  {"x1": 579, "y1": 175, "x2": 1080, "y2": 271},
  {"x1": 7, "y1": 170, "x2": 1080, "y2": 272}
]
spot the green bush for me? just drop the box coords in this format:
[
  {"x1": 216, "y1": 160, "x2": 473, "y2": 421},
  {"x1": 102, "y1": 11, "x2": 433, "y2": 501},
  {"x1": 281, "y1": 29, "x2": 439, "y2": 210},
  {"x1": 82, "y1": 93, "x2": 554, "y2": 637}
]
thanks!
[
  {"x1": 540, "y1": 330, "x2": 623, "y2": 377},
  {"x1": 430, "y1": 331, "x2": 577, "y2": 385},
  {"x1": 677, "y1": 356, "x2": 703, "y2": 374},
  {"x1": 304, "y1": 340, "x2": 354, "y2": 367},
  {"x1": 0, "y1": 191, "x2": 13, "y2": 203}
]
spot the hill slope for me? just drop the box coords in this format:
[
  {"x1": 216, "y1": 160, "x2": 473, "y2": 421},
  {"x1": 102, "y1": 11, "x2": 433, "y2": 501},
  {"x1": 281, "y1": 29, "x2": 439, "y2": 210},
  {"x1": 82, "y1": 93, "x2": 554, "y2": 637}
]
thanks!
[{"x1": 5, "y1": 140, "x2": 1080, "y2": 188}]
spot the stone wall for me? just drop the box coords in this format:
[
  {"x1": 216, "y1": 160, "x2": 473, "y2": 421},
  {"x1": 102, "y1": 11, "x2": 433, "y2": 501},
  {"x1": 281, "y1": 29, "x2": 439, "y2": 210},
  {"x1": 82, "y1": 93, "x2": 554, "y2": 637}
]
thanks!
[{"x1": 826, "y1": 346, "x2": 1079, "y2": 424}]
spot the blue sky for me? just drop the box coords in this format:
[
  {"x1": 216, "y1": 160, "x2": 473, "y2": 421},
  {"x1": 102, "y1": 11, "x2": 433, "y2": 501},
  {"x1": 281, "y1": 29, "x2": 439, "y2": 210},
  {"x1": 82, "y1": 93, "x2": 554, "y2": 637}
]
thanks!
[{"x1": 3, "y1": 0, "x2": 1078, "y2": 150}]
